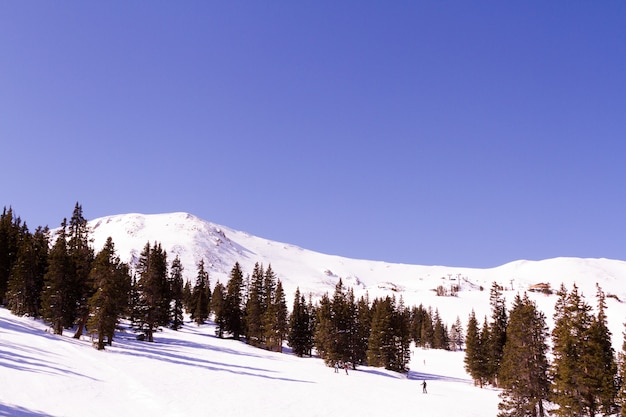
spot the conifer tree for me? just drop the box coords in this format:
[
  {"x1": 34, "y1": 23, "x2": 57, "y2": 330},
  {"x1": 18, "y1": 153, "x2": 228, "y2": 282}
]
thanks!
[
  {"x1": 420, "y1": 307, "x2": 435, "y2": 348},
  {"x1": 392, "y1": 296, "x2": 412, "y2": 372},
  {"x1": 313, "y1": 293, "x2": 333, "y2": 361},
  {"x1": 410, "y1": 304, "x2": 428, "y2": 347},
  {"x1": 182, "y1": 279, "x2": 192, "y2": 313},
  {"x1": 169, "y1": 256, "x2": 185, "y2": 330},
  {"x1": 211, "y1": 281, "x2": 226, "y2": 338},
  {"x1": 190, "y1": 259, "x2": 210, "y2": 325},
  {"x1": 7, "y1": 225, "x2": 49, "y2": 317},
  {"x1": 617, "y1": 323, "x2": 626, "y2": 417},
  {"x1": 432, "y1": 308, "x2": 449, "y2": 350},
  {"x1": 488, "y1": 282, "x2": 508, "y2": 386},
  {"x1": 223, "y1": 262, "x2": 244, "y2": 339},
  {"x1": 367, "y1": 296, "x2": 395, "y2": 368},
  {"x1": 450, "y1": 316, "x2": 464, "y2": 351},
  {"x1": 264, "y1": 278, "x2": 288, "y2": 352},
  {"x1": 0, "y1": 207, "x2": 22, "y2": 304},
  {"x1": 551, "y1": 284, "x2": 595, "y2": 416},
  {"x1": 465, "y1": 309, "x2": 489, "y2": 387},
  {"x1": 134, "y1": 242, "x2": 169, "y2": 342},
  {"x1": 353, "y1": 293, "x2": 371, "y2": 366},
  {"x1": 497, "y1": 293, "x2": 549, "y2": 417},
  {"x1": 288, "y1": 287, "x2": 314, "y2": 357},
  {"x1": 245, "y1": 263, "x2": 265, "y2": 347},
  {"x1": 580, "y1": 285, "x2": 618, "y2": 416},
  {"x1": 41, "y1": 219, "x2": 73, "y2": 334},
  {"x1": 68, "y1": 203, "x2": 95, "y2": 339},
  {"x1": 86, "y1": 237, "x2": 131, "y2": 350}
]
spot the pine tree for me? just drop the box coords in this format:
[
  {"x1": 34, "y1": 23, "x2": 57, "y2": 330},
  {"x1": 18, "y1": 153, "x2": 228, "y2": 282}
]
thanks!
[
  {"x1": 86, "y1": 237, "x2": 131, "y2": 350},
  {"x1": 465, "y1": 309, "x2": 489, "y2": 387},
  {"x1": 190, "y1": 259, "x2": 210, "y2": 325},
  {"x1": 288, "y1": 287, "x2": 313, "y2": 357},
  {"x1": 68, "y1": 203, "x2": 95, "y2": 339},
  {"x1": 313, "y1": 293, "x2": 333, "y2": 361},
  {"x1": 367, "y1": 296, "x2": 395, "y2": 368},
  {"x1": 617, "y1": 322, "x2": 626, "y2": 417},
  {"x1": 497, "y1": 293, "x2": 549, "y2": 417},
  {"x1": 579, "y1": 284, "x2": 618, "y2": 416},
  {"x1": 450, "y1": 316, "x2": 464, "y2": 351},
  {"x1": 245, "y1": 263, "x2": 265, "y2": 347},
  {"x1": 391, "y1": 296, "x2": 412, "y2": 372},
  {"x1": 134, "y1": 242, "x2": 169, "y2": 342},
  {"x1": 7, "y1": 225, "x2": 49, "y2": 317},
  {"x1": 41, "y1": 220, "x2": 73, "y2": 334},
  {"x1": 420, "y1": 307, "x2": 435, "y2": 348},
  {"x1": 223, "y1": 262, "x2": 244, "y2": 339},
  {"x1": 353, "y1": 293, "x2": 371, "y2": 366},
  {"x1": 0, "y1": 207, "x2": 22, "y2": 304},
  {"x1": 551, "y1": 284, "x2": 594, "y2": 417},
  {"x1": 264, "y1": 278, "x2": 288, "y2": 352},
  {"x1": 432, "y1": 308, "x2": 449, "y2": 350},
  {"x1": 182, "y1": 279, "x2": 192, "y2": 313},
  {"x1": 488, "y1": 282, "x2": 508, "y2": 386},
  {"x1": 211, "y1": 281, "x2": 226, "y2": 338},
  {"x1": 169, "y1": 256, "x2": 185, "y2": 330}
]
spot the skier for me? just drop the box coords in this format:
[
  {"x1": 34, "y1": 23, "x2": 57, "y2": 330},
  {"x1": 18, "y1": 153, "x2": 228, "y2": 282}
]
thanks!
[
  {"x1": 344, "y1": 363, "x2": 349, "y2": 375},
  {"x1": 422, "y1": 380, "x2": 427, "y2": 394},
  {"x1": 334, "y1": 362, "x2": 339, "y2": 373}
]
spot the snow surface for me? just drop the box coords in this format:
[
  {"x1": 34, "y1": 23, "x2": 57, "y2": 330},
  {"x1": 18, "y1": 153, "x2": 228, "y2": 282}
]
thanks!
[{"x1": 0, "y1": 307, "x2": 500, "y2": 417}]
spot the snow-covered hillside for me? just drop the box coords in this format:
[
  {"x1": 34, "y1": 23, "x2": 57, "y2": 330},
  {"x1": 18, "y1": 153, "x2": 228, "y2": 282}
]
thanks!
[
  {"x1": 0, "y1": 307, "x2": 500, "y2": 417},
  {"x1": 86, "y1": 212, "x2": 626, "y2": 341}
]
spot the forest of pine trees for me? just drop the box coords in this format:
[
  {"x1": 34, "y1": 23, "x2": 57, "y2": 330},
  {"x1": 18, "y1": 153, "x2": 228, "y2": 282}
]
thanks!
[{"x1": 4, "y1": 205, "x2": 626, "y2": 416}]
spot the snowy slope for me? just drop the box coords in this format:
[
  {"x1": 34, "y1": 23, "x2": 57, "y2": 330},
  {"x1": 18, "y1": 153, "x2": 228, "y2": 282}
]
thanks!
[
  {"x1": 0, "y1": 307, "x2": 500, "y2": 417},
  {"x1": 86, "y1": 212, "x2": 626, "y2": 338}
]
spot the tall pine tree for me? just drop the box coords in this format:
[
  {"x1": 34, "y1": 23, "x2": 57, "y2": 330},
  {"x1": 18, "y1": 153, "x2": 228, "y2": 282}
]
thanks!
[
  {"x1": 86, "y1": 237, "x2": 131, "y2": 350},
  {"x1": 497, "y1": 293, "x2": 550, "y2": 417}
]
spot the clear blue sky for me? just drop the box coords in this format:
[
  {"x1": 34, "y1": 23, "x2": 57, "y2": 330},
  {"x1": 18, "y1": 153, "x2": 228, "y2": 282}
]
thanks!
[{"x1": 2, "y1": 2, "x2": 625, "y2": 268}]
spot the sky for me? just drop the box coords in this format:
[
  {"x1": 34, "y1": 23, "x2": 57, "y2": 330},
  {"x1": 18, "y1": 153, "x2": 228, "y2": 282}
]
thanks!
[{"x1": 1, "y1": 1, "x2": 626, "y2": 268}]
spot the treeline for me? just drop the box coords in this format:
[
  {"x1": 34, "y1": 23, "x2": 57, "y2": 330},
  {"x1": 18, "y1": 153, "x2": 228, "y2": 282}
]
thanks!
[
  {"x1": 0, "y1": 205, "x2": 463, "y2": 371},
  {"x1": 465, "y1": 282, "x2": 626, "y2": 417}
]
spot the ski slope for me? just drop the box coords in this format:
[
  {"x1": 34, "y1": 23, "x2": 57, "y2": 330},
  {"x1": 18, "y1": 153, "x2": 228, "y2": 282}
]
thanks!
[{"x1": 0, "y1": 307, "x2": 499, "y2": 417}]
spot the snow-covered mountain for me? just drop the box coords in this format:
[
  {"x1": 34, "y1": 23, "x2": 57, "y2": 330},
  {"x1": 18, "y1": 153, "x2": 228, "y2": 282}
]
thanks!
[{"x1": 86, "y1": 212, "x2": 626, "y2": 341}]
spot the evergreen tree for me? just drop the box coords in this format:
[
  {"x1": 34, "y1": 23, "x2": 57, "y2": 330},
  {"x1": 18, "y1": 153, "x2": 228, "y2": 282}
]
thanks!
[
  {"x1": 313, "y1": 293, "x2": 333, "y2": 361},
  {"x1": 245, "y1": 263, "x2": 265, "y2": 347},
  {"x1": 465, "y1": 309, "x2": 489, "y2": 387},
  {"x1": 223, "y1": 262, "x2": 244, "y2": 339},
  {"x1": 0, "y1": 207, "x2": 22, "y2": 304},
  {"x1": 264, "y1": 278, "x2": 288, "y2": 352},
  {"x1": 488, "y1": 282, "x2": 508, "y2": 386},
  {"x1": 410, "y1": 304, "x2": 428, "y2": 347},
  {"x1": 190, "y1": 259, "x2": 210, "y2": 325},
  {"x1": 182, "y1": 279, "x2": 192, "y2": 313},
  {"x1": 211, "y1": 281, "x2": 226, "y2": 338},
  {"x1": 41, "y1": 220, "x2": 73, "y2": 334},
  {"x1": 68, "y1": 203, "x2": 95, "y2": 339},
  {"x1": 551, "y1": 284, "x2": 595, "y2": 417},
  {"x1": 288, "y1": 288, "x2": 310, "y2": 357},
  {"x1": 617, "y1": 322, "x2": 626, "y2": 417},
  {"x1": 450, "y1": 316, "x2": 464, "y2": 351},
  {"x1": 367, "y1": 296, "x2": 395, "y2": 368},
  {"x1": 86, "y1": 237, "x2": 131, "y2": 350},
  {"x1": 432, "y1": 308, "x2": 449, "y2": 350},
  {"x1": 7, "y1": 225, "x2": 49, "y2": 317},
  {"x1": 391, "y1": 296, "x2": 412, "y2": 372},
  {"x1": 169, "y1": 256, "x2": 185, "y2": 330},
  {"x1": 579, "y1": 285, "x2": 618, "y2": 416},
  {"x1": 353, "y1": 293, "x2": 371, "y2": 366},
  {"x1": 420, "y1": 307, "x2": 435, "y2": 348},
  {"x1": 134, "y1": 242, "x2": 169, "y2": 342},
  {"x1": 497, "y1": 293, "x2": 550, "y2": 417}
]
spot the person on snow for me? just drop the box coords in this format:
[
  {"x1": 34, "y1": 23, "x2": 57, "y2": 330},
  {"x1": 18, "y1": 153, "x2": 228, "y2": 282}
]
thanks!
[
  {"x1": 344, "y1": 363, "x2": 349, "y2": 375},
  {"x1": 334, "y1": 362, "x2": 339, "y2": 373},
  {"x1": 422, "y1": 380, "x2": 427, "y2": 394}
]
